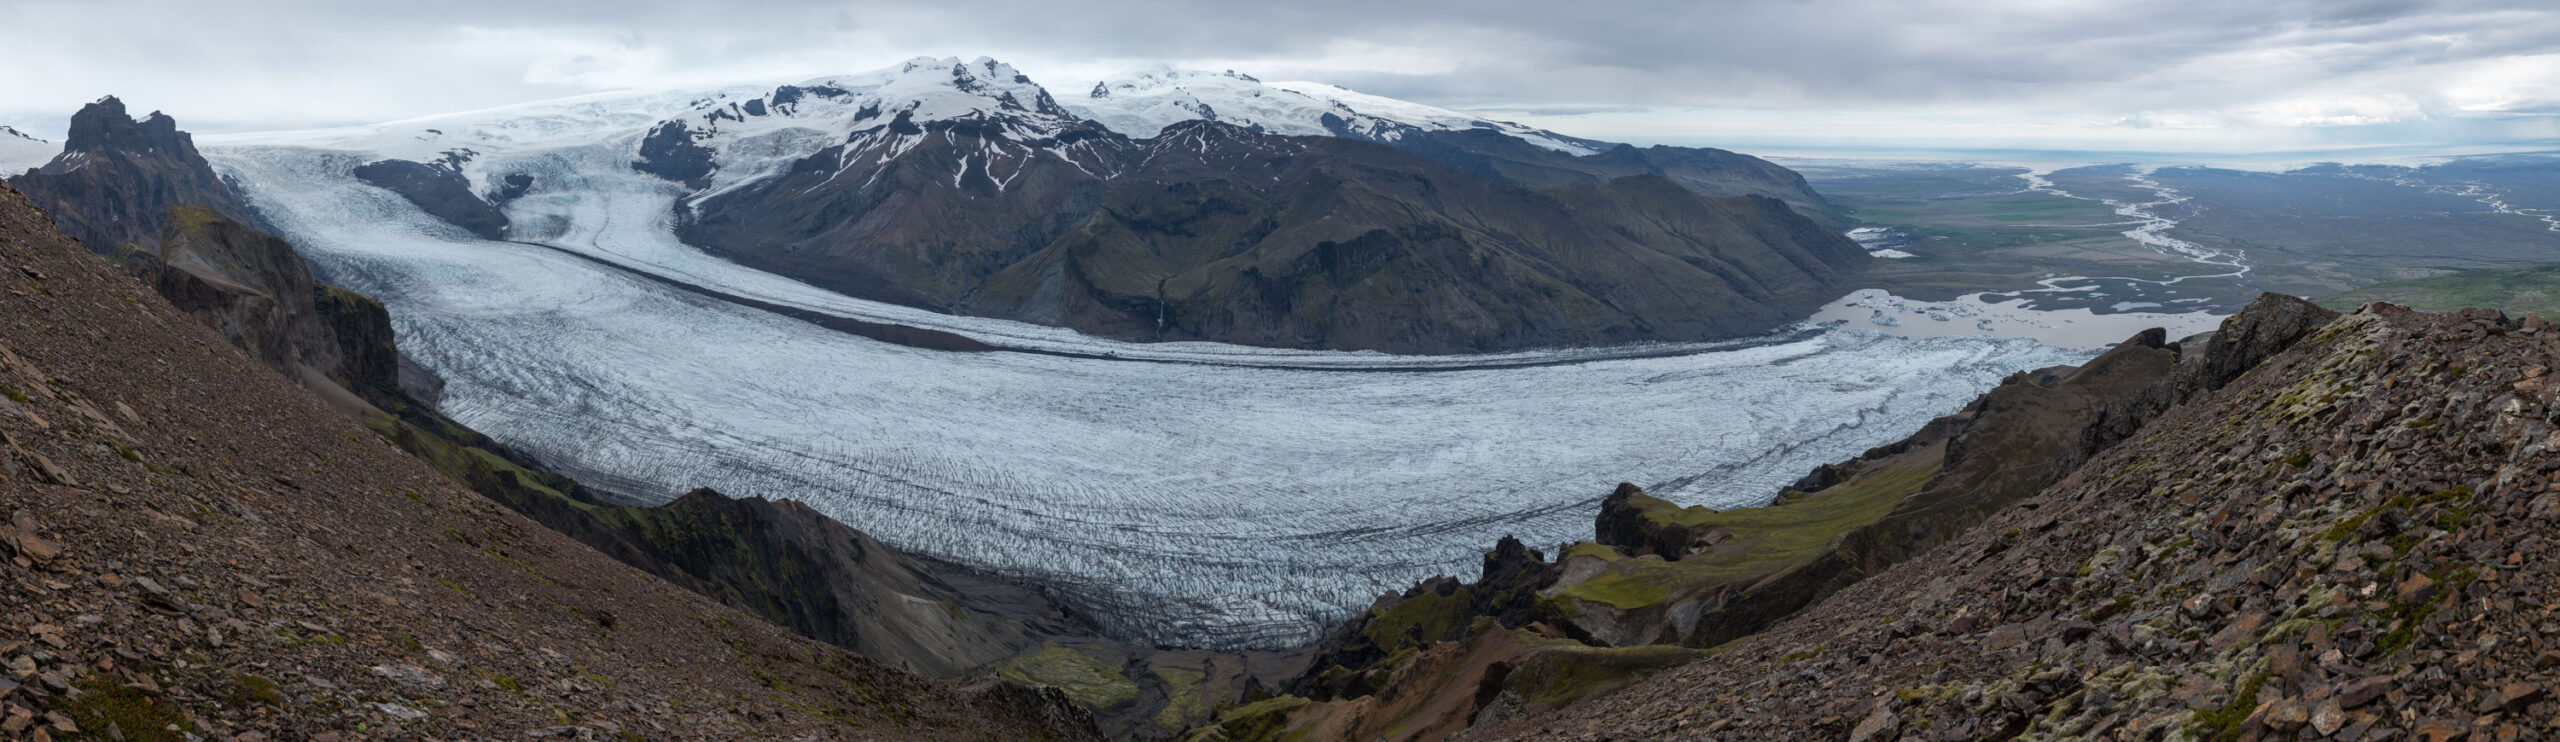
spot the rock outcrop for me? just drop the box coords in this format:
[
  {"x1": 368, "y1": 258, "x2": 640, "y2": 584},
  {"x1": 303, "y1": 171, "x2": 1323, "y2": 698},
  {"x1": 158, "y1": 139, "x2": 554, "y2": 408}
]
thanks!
[
  {"x1": 9, "y1": 101, "x2": 392, "y2": 411},
  {"x1": 125, "y1": 206, "x2": 392, "y2": 405},
  {"x1": 350, "y1": 156, "x2": 511, "y2": 240},
  {"x1": 9, "y1": 96, "x2": 257, "y2": 254},
  {"x1": 599, "y1": 487, "x2": 1087, "y2": 679}
]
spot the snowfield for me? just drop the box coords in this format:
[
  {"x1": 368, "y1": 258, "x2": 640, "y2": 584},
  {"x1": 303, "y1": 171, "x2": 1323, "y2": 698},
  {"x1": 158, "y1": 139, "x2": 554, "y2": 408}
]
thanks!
[
  {"x1": 0, "y1": 126, "x2": 59, "y2": 175},
  {"x1": 1070, "y1": 66, "x2": 1603, "y2": 155},
  {"x1": 197, "y1": 60, "x2": 2094, "y2": 647}
]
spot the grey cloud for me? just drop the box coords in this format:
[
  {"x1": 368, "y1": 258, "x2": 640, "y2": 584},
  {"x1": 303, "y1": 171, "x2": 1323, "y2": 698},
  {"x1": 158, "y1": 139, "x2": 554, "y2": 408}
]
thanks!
[{"x1": 1, "y1": 0, "x2": 2555, "y2": 151}]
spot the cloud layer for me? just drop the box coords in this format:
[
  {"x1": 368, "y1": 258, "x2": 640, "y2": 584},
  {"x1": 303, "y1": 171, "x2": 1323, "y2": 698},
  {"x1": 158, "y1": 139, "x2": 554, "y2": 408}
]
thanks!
[{"x1": 5, "y1": 0, "x2": 2556, "y2": 153}]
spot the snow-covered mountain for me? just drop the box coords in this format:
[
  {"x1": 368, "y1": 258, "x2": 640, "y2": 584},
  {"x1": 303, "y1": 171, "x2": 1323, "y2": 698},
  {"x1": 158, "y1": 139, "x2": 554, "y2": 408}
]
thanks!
[
  {"x1": 0, "y1": 126, "x2": 60, "y2": 175},
  {"x1": 633, "y1": 56, "x2": 1124, "y2": 201},
  {"x1": 1071, "y1": 65, "x2": 1606, "y2": 155},
  {"x1": 216, "y1": 56, "x2": 1114, "y2": 207}
]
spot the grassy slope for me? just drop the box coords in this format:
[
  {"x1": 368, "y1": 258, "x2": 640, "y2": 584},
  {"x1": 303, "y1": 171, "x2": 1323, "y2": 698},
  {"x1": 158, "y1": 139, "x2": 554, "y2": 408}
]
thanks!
[{"x1": 1558, "y1": 448, "x2": 1941, "y2": 611}]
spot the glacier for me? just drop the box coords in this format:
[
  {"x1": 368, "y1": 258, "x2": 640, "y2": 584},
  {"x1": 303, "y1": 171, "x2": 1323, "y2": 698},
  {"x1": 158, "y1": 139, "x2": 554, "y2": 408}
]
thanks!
[{"x1": 197, "y1": 60, "x2": 2095, "y2": 647}]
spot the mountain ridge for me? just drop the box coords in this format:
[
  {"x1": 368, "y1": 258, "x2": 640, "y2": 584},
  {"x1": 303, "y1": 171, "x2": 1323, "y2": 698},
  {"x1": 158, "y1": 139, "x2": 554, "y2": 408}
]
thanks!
[{"x1": 672, "y1": 112, "x2": 1869, "y2": 353}]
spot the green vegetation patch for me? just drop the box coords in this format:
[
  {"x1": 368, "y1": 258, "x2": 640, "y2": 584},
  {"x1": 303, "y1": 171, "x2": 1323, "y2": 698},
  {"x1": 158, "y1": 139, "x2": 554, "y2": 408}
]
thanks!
[
  {"x1": 165, "y1": 205, "x2": 224, "y2": 236},
  {"x1": 1152, "y1": 658, "x2": 1252, "y2": 732},
  {"x1": 2190, "y1": 671, "x2": 2270, "y2": 742},
  {"x1": 2373, "y1": 566, "x2": 2478, "y2": 656},
  {"x1": 992, "y1": 641, "x2": 1138, "y2": 709},
  {"x1": 1503, "y1": 639, "x2": 1705, "y2": 710},
  {"x1": 1360, "y1": 587, "x2": 1478, "y2": 652},
  {"x1": 61, "y1": 674, "x2": 193, "y2": 742},
  {"x1": 2319, "y1": 486, "x2": 2474, "y2": 545},
  {"x1": 223, "y1": 672, "x2": 284, "y2": 709},
  {"x1": 1559, "y1": 457, "x2": 1940, "y2": 610},
  {"x1": 1190, "y1": 695, "x2": 1311, "y2": 742}
]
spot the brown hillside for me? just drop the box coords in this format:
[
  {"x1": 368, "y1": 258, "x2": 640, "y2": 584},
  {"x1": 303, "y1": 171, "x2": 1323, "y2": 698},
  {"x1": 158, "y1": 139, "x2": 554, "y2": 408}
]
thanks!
[{"x1": 0, "y1": 182, "x2": 1092, "y2": 739}]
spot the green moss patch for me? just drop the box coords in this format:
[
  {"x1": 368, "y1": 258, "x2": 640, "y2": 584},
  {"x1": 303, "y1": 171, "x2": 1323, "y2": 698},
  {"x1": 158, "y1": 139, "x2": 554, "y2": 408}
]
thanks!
[
  {"x1": 1191, "y1": 695, "x2": 1311, "y2": 742},
  {"x1": 1503, "y1": 640, "x2": 1705, "y2": 710},
  {"x1": 61, "y1": 674, "x2": 193, "y2": 741},
  {"x1": 1361, "y1": 587, "x2": 1477, "y2": 652},
  {"x1": 222, "y1": 672, "x2": 284, "y2": 709},
  {"x1": 2319, "y1": 486, "x2": 2473, "y2": 544},
  {"x1": 992, "y1": 641, "x2": 1138, "y2": 709}
]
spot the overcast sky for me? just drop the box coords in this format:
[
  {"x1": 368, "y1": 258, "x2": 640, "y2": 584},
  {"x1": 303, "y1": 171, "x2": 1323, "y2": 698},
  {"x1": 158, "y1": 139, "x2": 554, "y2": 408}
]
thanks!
[{"x1": 6, "y1": 0, "x2": 2559, "y2": 156}]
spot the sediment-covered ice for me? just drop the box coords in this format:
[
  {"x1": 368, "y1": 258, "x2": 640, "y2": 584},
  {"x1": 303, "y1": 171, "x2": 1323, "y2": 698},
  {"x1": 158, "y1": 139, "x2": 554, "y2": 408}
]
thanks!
[{"x1": 205, "y1": 142, "x2": 2089, "y2": 649}]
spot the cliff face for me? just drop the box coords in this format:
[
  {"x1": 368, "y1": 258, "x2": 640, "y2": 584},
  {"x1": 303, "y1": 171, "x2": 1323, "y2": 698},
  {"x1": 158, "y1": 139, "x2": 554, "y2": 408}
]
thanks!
[
  {"x1": 0, "y1": 182, "x2": 1095, "y2": 739},
  {"x1": 599, "y1": 487, "x2": 1087, "y2": 679},
  {"x1": 127, "y1": 206, "x2": 391, "y2": 403}
]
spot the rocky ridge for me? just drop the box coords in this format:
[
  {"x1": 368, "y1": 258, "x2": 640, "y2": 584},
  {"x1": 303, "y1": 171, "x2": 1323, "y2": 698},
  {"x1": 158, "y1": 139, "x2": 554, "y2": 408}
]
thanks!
[
  {"x1": 1475, "y1": 302, "x2": 2560, "y2": 741},
  {"x1": 0, "y1": 181, "x2": 1097, "y2": 739},
  {"x1": 1063, "y1": 66, "x2": 1844, "y2": 227}
]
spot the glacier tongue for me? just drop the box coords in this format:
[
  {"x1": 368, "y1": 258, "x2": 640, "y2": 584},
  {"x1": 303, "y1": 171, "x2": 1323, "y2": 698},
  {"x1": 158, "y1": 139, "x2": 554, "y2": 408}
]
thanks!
[{"x1": 205, "y1": 136, "x2": 2089, "y2": 649}]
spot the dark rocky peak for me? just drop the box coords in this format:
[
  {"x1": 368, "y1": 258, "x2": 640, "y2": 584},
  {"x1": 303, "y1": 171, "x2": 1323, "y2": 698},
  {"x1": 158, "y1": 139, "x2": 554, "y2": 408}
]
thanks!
[
  {"x1": 632, "y1": 120, "x2": 716, "y2": 190},
  {"x1": 1148, "y1": 118, "x2": 1258, "y2": 140},
  {"x1": 1143, "y1": 119, "x2": 1301, "y2": 153},
  {"x1": 914, "y1": 56, "x2": 1073, "y2": 119},
  {"x1": 62, "y1": 95, "x2": 195, "y2": 157},
  {"x1": 9, "y1": 96, "x2": 257, "y2": 253},
  {"x1": 1089, "y1": 80, "x2": 1111, "y2": 98}
]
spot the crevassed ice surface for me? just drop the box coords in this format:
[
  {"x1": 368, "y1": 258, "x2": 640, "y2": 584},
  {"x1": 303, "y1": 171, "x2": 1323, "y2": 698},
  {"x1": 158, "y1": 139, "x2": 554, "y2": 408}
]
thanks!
[{"x1": 206, "y1": 143, "x2": 2090, "y2": 649}]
